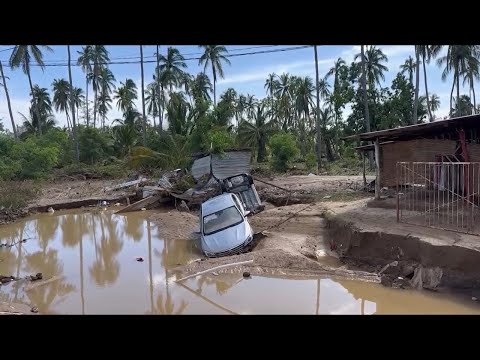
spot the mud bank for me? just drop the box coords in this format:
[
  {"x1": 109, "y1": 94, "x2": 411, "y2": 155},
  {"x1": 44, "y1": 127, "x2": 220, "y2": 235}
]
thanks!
[
  {"x1": 326, "y1": 203, "x2": 480, "y2": 291},
  {"x1": 168, "y1": 202, "x2": 381, "y2": 284}
]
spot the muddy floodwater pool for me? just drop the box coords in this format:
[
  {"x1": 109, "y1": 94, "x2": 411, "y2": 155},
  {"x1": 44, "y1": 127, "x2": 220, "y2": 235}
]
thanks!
[{"x1": 1, "y1": 208, "x2": 480, "y2": 315}]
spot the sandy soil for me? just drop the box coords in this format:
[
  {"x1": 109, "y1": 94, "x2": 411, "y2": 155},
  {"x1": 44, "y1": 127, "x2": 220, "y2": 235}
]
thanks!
[
  {"x1": 168, "y1": 200, "x2": 380, "y2": 284},
  {"x1": 28, "y1": 180, "x2": 136, "y2": 209}
]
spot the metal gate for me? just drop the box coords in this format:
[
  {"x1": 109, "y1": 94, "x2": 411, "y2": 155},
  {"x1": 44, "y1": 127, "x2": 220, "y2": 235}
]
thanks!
[{"x1": 396, "y1": 161, "x2": 480, "y2": 235}]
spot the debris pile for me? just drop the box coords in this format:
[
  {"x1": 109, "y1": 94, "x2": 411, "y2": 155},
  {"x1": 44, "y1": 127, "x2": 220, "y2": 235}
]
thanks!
[{"x1": 108, "y1": 150, "x2": 265, "y2": 215}]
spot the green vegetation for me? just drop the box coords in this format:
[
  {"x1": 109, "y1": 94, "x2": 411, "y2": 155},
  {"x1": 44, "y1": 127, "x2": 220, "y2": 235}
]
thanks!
[
  {"x1": 269, "y1": 133, "x2": 298, "y2": 172},
  {"x1": 1, "y1": 45, "x2": 480, "y2": 182}
]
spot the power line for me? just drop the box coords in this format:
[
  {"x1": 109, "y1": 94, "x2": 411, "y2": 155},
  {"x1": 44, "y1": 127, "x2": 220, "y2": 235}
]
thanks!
[
  {"x1": 0, "y1": 46, "x2": 15, "y2": 53},
  {"x1": 0, "y1": 45, "x2": 280, "y2": 64},
  {"x1": 4, "y1": 45, "x2": 312, "y2": 68}
]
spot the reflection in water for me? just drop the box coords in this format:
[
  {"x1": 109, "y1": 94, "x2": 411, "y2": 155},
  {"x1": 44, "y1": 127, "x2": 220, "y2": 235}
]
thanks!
[
  {"x1": 2, "y1": 208, "x2": 480, "y2": 314},
  {"x1": 89, "y1": 212, "x2": 123, "y2": 286}
]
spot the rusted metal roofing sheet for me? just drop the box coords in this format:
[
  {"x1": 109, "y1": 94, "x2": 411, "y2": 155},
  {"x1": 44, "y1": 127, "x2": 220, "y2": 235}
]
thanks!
[
  {"x1": 211, "y1": 151, "x2": 251, "y2": 180},
  {"x1": 191, "y1": 150, "x2": 252, "y2": 181}
]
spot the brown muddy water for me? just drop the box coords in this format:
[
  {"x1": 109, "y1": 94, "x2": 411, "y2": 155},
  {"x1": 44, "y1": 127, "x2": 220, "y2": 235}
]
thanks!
[{"x1": 1, "y1": 208, "x2": 480, "y2": 315}]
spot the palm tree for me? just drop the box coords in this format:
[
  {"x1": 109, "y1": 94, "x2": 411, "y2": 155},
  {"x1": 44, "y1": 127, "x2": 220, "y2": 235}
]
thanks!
[
  {"x1": 90, "y1": 46, "x2": 110, "y2": 128},
  {"x1": 245, "y1": 94, "x2": 257, "y2": 120},
  {"x1": 33, "y1": 86, "x2": 53, "y2": 114},
  {"x1": 77, "y1": 46, "x2": 93, "y2": 127},
  {"x1": 0, "y1": 60, "x2": 17, "y2": 139},
  {"x1": 314, "y1": 46, "x2": 322, "y2": 172},
  {"x1": 97, "y1": 92, "x2": 112, "y2": 128},
  {"x1": 265, "y1": 73, "x2": 278, "y2": 97},
  {"x1": 416, "y1": 46, "x2": 443, "y2": 122},
  {"x1": 155, "y1": 45, "x2": 162, "y2": 132},
  {"x1": 157, "y1": 47, "x2": 187, "y2": 93},
  {"x1": 67, "y1": 46, "x2": 79, "y2": 162},
  {"x1": 72, "y1": 87, "x2": 85, "y2": 125},
  {"x1": 114, "y1": 79, "x2": 138, "y2": 114},
  {"x1": 238, "y1": 101, "x2": 273, "y2": 162},
  {"x1": 9, "y1": 45, "x2": 53, "y2": 134},
  {"x1": 140, "y1": 45, "x2": 147, "y2": 146},
  {"x1": 400, "y1": 56, "x2": 416, "y2": 89},
  {"x1": 360, "y1": 45, "x2": 373, "y2": 169},
  {"x1": 145, "y1": 82, "x2": 159, "y2": 129},
  {"x1": 19, "y1": 107, "x2": 55, "y2": 134},
  {"x1": 235, "y1": 94, "x2": 247, "y2": 121},
  {"x1": 52, "y1": 79, "x2": 71, "y2": 128},
  {"x1": 96, "y1": 67, "x2": 116, "y2": 129},
  {"x1": 295, "y1": 76, "x2": 315, "y2": 129},
  {"x1": 429, "y1": 94, "x2": 441, "y2": 118},
  {"x1": 462, "y1": 51, "x2": 480, "y2": 113},
  {"x1": 437, "y1": 45, "x2": 479, "y2": 117},
  {"x1": 354, "y1": 46, "x2": 389, "y2": 87},
  {"x1": 326, "y1": 58, "x2": 347, "y2": 100},
  {"x1": 317, "y1": 77, "x2": 331, "y2": 102},
  {"x1": 192, "y1": 73, "x2": 213, "y2": 102},
  {"x1": 198, "y1": 45, "x2": 231, "y2": 106},
  {"x1": 166, "y1": 92, "x2": 191, "y2": 136}
]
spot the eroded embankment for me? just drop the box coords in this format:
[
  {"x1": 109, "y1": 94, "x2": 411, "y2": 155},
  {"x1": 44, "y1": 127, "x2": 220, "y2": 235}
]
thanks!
[
  {"x1": 326, "y1": 212, "x2": 480, "y2": 290},
  {"x1": 166, "y1": 202, "x2": 381, "y2": 284}
]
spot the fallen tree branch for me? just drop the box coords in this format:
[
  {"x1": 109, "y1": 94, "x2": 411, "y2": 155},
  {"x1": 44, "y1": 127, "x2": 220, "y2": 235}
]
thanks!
[{"x1": 175, "y1": 259, "x2": 254, "y2": 283}]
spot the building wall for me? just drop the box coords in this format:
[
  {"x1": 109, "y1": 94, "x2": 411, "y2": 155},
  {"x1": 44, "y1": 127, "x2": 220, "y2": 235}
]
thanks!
[{"x1": 380, "y1": 139, "x2": 457, "y2": 187}]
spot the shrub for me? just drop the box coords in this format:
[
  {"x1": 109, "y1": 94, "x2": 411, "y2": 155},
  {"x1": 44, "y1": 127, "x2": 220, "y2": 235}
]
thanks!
[{"x1": 269, "y1": 133, "x2": 299, "y2": 172}]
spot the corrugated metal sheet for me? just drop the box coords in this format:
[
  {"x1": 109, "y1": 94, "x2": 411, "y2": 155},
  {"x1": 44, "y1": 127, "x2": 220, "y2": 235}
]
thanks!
[
  {"x1": 211, "y1": 151, "x2": 251, "y2": 180},
  {"x1": 191, "y1": 155, "x2": 211, "y2": 180}
]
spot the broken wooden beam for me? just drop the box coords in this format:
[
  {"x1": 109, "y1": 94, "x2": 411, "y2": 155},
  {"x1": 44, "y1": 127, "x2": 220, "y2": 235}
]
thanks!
[
  {"x1": 116, "y1": 194, "x2": 163, "y2": 214},
  {"x1": 104, "y1": 178, "x2": 147, "y2": 192}
]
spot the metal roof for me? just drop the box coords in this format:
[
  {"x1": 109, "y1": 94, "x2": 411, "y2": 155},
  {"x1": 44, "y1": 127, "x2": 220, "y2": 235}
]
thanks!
[
  {"x1": 201, "y1": 193, "x2": 236, "y2": 215},
  {"x1": 343, "y1": 114, "x2": 480, "y2": 142},
  {"x1": 191, "y1": 150, "x2": 252, "y2": 181}
]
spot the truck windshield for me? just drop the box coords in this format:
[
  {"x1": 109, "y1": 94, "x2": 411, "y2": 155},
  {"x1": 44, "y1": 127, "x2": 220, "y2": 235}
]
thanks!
[{"x1": 203, "y1": 206, "x2": 243, "y2": 235}]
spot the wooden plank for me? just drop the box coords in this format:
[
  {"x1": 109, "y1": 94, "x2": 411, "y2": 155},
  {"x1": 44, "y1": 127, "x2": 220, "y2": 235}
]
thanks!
[
  {"x1": 142, "y1": 186, "x2": 166, "y2": 192},
  {"x1": 105, "y1": 178, "x2": 147, "y2": 192},
  {"x1": 115, "y1": 194, "x2": 163, "y2": 214}
]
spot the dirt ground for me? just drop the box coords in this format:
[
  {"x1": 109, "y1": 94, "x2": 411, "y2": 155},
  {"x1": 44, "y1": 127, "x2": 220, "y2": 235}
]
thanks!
[{"x1": 28, "y1": 179, "x2": 136, "y2": 209}]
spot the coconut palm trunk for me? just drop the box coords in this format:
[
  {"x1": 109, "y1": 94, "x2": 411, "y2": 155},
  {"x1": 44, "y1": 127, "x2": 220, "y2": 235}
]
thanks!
[
  {"x1": 422, "y1": 55, "x2": 433, "y2": 122},
  {"x1": 472, "y1": 82, "x2": 477, "y2": 114},
  {"x1": 213, "y1": 68, "x2": 217, "y2": 107},
  {"x1": 93, "y1": 74, "x2": 97, "y2": 128},
  {"x1": 314, "y1": 46, "x2": 322, "y2": 173},
  {"x1": 456, "y1": 67, "x2": 460, "y2": 116},
  {"x1": 68, "y1": 46, "x2": 80, "y2": 162},
  {"x1": 413, "y1": 47, "x2": 420, "y2": 124},
  {"x1": 140, "y1": 45, "x2": 147, "y2": 145},
  {"x1": 85, "y1": 77, "x2": 89, "y2": 127},
  {"x1": 26, "y1": 61, "x2": 42, "y2": 134},
  {"x1": 450, "y1": 76, "x2": 455, "y2": 115},
  {"x1": 0, "y1": 60, "x2": 17, "y2": 139},
  {"x1": 156, "y1": 45, "x2": 162, "y2": 133},
  {"x1": 360, "y1": 45, "x2": 374, "y2": 169}
]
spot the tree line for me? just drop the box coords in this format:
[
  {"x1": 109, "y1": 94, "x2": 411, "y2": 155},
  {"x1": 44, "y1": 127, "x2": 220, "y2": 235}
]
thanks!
[{"x1": 1, "y1": 45, "x2": 479, "y2": 180}]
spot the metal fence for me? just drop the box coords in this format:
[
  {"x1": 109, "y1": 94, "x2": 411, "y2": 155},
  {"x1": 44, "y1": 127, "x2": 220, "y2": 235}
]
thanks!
[{"x1": 396, "y1": 162, "x2": 480, "y2": 235}]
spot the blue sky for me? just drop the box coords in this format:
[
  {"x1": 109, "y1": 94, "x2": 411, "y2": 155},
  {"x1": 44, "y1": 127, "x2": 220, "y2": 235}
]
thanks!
[{"x1": 0, "y1": 45, "x2": 466, "y2": 131}]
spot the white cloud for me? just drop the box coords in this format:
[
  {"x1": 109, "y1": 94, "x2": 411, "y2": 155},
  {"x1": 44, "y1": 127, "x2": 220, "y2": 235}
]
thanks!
[
  {"x1": 218, "y1": 59, "x2": 335, "y2": 86},
  {"x1": 0, "y1": 98, "x2": 33, "y2": 131}
]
